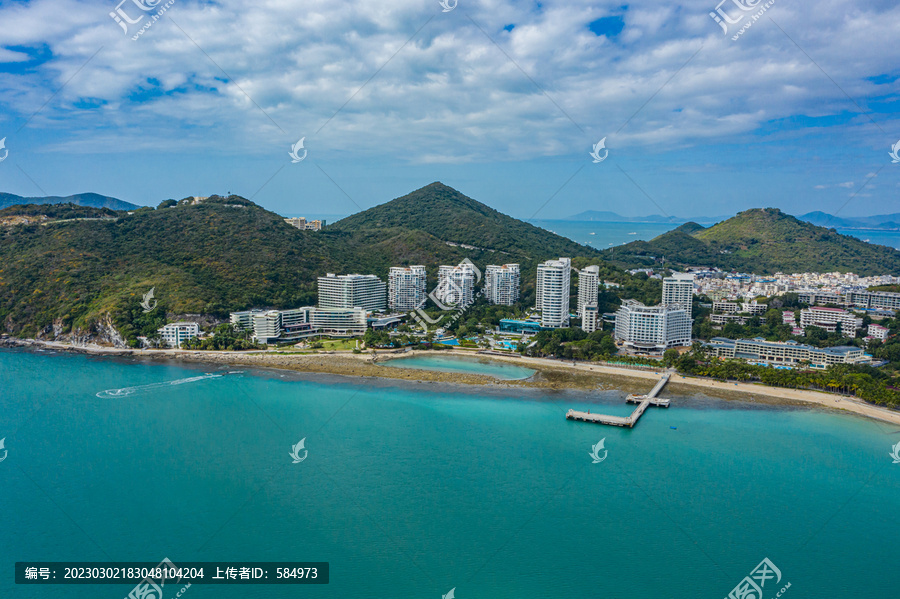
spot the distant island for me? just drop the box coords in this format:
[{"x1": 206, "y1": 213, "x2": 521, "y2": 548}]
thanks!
[
  {"x1": 0, "y1": 192, "x2": 141, "y2": 211},
  {"x1": 563, "y1": 209, "x2": 900, "y2": 231}
]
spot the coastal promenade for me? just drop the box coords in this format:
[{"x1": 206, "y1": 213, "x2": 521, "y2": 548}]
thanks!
[{"x1": 566, "y1": 373, "x2": 670, "y2": 428}]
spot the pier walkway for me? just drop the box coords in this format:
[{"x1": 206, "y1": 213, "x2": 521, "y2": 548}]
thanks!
[{"x1": 566, "y1": 373, "x2": 671, "y2": 428}]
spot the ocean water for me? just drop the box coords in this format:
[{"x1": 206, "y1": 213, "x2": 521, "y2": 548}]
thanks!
[
  {"x1": 2, "y1": 348, "x2": 899, "y2": 599},
  {"x1": 531, "y1": 219, "x2": 900, "y2": 251},
  {"x1": 380, "y1": 355, "x2": 535, "y2": 380}
]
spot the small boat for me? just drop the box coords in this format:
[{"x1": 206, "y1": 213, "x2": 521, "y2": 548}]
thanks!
[
  {"x1": 670, "y1": 426, "x2": 677, "y2": 430},
  {"x1": 589, "y1": 232, "x2": 596, "y2": 235},
  {"x1": 628, "y1": 231, "x2": 637, "y2": 235}
]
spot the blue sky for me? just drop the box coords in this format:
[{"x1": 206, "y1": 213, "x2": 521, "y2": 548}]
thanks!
[{"x1": 0, "y1": 0, "x2": 898, "y2": 220}]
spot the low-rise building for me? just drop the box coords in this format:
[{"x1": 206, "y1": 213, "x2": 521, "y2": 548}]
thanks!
[
  {"x1": 157, "y1": 322, "x2": 200, "y2": 348},
  {"x1": 284, "y1": 217, "x2": 325, "y2": 231},
  {"x1": 867, "y1": 324, "x2": 889, "y2": 341},
  {"x1": 704, "y1": 337, "x2": 868, "y2": 369},
  {"x1": 799, "y1": 306, "x2": 861, "y2": 337}
]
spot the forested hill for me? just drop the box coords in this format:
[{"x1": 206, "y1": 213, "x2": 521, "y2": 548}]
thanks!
[
  {"x1": 603, "y1": 208, "x2": 900, "y2": 275},
  {"x1": 330, "y1": 182, "x2": 596, "y2": 259},
  {"x1": 0, "y1": 185, "x2": 602, "y2": 343}
]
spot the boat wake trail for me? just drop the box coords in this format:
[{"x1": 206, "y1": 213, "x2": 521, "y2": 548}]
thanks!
[{"x1": 96, "y1": 373, "x2": 229, "y2": 398}]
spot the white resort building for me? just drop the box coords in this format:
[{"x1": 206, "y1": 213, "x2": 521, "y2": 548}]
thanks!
[
  {"x1": 577, "y1": 265, "x2": 600, "y2": 320},
  {"x1": 484, "y1": 264, "x2": 520, "y2": 306},
  {"x1": 614, "y1": 300, "x2": 692, "y2": 354},
  {"x1": 536, "y1": 257, "x2": 571, "y2": 328},
  {"x1": 157, "y1": 322, "x2": 200, "y2": 348},
  {"x1": 662, "y1": 272, "x2": 695, "y2": 316},
  {"x1": 318, "y1": 273, "x2": 387, "y2": 312},
  {"x1": 388, "y1": 266, "x2": 427, "y2": 311},
  {"x1": 436, "y1": 262, "x2": 477, "y2": 308}
]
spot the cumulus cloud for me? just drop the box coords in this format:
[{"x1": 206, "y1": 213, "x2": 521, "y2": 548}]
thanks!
[{"x1": 0, "y1": 0, "x2": 898, "y2": 167}]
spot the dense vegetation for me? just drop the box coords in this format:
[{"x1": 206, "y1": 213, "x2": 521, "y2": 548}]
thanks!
[
  {"x1": 604, "y1": 208, "x2": 900, "y2": 275},
  {"x1": 0, "y1": 203, "x2": 119, "y2": 221},
  {"x1": 0, "y1": 184, "x2": 603, "y2": 344}
]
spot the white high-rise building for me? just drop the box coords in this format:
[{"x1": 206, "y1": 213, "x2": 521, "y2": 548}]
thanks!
[
  {"x1": 663, "y1": 272, "x2": 695, "y2": 316},
  {"x1": 318, "y1": 273, "x2": 387, "y2": 311},
  {"x1": 536, "y1": 257, "x2": 571, "y2": 328},
  {"x1": 485, "y1": 264, "x2": 520, "y2": 306},
  {"x1": 436, "y1": 263, "x2": 477, "y2": 308},
  {"x1": 614, "y1": 300, "x2": 692, "y2": 354},
  {"x1": 388, "y1": 266, "x2": 427, "y2": 311},
  {"x1": 577, "y1": 265, "x2": 600, "y2": 318},
  {"x1": 581, "y1": 303, "x2": 599, "y2": 334}
]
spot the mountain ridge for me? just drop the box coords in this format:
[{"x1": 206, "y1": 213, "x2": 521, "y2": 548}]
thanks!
[{"x1": 0, "y1": 192, "x2": 141, "y2": 211}]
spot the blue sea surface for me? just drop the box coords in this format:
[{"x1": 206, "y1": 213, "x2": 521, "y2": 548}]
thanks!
[{"x1": 1, "y1": 349, "x2": 899, "y2": 598}]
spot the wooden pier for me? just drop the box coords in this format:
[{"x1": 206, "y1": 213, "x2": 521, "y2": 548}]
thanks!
[{"x1": 566, "y1": 373, "x2": 671, "y2": 428}]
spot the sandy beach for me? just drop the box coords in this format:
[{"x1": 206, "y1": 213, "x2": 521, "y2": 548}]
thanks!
[{"x1": 5, "y1": 338, "x2": 900, "y2": 427}]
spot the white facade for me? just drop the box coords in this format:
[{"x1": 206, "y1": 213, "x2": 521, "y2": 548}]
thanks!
[
  {"x1": 867, "y1": 324, "x2": 889, "y2": 341},
  {"x1": 581, "y1": 303, "x2": 599, "y2": 334},
  {"x1": 230, "y1": 309, "x2": 265, "y2": 330},
  {"x1": 308, "y1": 307, "x2": 367, "y2": 337},
  {"x1": 662, "y1": 273, "x2": 695, "y2": 315},
  {"x1": 577, "y1": 265, "x2": 600, "y2": 318},
  {"x1": 318, "y1": 273, "x2": 386, "y2": 311},
  {"x1": 157, "y1": 322, "x2": 200, "y2": 348},
  {"x1": 536, "y1": 257, "x2": 571, "y2": 328},
  {"x1": 614, "y1": 300, "x2": 692, "y2": 353},
  {"x1": 436, "y1": 263, "x2": 477, "y2": 308},
  {"x1": 799, "y1": 306, "x2": 861, "y2": 337},
  {"x1": 388, "y1": 266, "x2": 427, "y2": 311},
  {"x1": 485, "y1": 264, "x2": 520, "y2": 306}
]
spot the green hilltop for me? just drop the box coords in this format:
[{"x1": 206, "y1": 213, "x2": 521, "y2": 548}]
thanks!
[{"x1": 604, "y1": 208, "x2": 900, "y2": 275}]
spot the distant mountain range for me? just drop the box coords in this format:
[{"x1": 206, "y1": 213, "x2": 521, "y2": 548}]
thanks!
[
  {"x1": 0, "y1": 192, "x2": 140, "y2": 211},
  {"x1": 564, "y1": 210, "x2": 728, "y2": 224},
  {"x1": 797, "y1": 211, "x2": 900, "y2": 230},
  {"x1": 565, "y1": 209, "x2": 900, "y2": 230},
  {"x1": 603, "y1": 208, "x2": 900, "y2": 275}
]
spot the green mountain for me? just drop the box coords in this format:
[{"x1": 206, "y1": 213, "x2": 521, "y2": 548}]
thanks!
[
  {"x1": 603, "y1": 208, "x2": 900, "y2": 275},
  {"x1": 331, "y1": 182, "x2": 595, "y2": 259},
  {"x1": 0, "y1": 192, "x2": 140, "y2": 211},
  {"x1": 0, "y1": 184, "x2": 599, "y2": 344}
]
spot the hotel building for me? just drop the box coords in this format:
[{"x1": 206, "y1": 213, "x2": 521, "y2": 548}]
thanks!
[
  {"x1": 799, "y1": 306, "x2": 861, "y2": 337},
  {"x1": 577, "y1": 265, "x2": 600, "y2": 319},
  {"x1": 536, "y1": 257, "x2": 571, "y2": 328},
  {"x1": 485, "y1": 264, "x2": 520, "y2": 306},
  {"x1": 318, "y1": 273, "x2": 387, "y2": 312},
  {"x1": 157, "y1": 322, "x2": 200, "y2": 348},
  {"x1": 614, "y1": 300, "x2": 692, "y2": 354},
  {"x1": 436, "y1": 262, "x2": 477, "y2": 308},
  {"x1": 388, "y1": 266, "x2": 427, "y2": 311},
  {"x1": 581, "y1": 303, "x2": 599, "y2": 334},
  {"x1": 705, "y1": 337, "x2": 868, "y2": 369},
  {"x1": 662, "y1": 272, "x2": 695, "y2": 316}
]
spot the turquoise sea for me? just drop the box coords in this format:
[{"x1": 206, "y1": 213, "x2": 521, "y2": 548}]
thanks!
[{"x1": 2, "y1": 348, "x2": 899, "y2": 598}]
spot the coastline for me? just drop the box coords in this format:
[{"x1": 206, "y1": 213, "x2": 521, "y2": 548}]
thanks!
[{"x1": 4, "y1": 337, "x2": 900, "y2": 426}]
